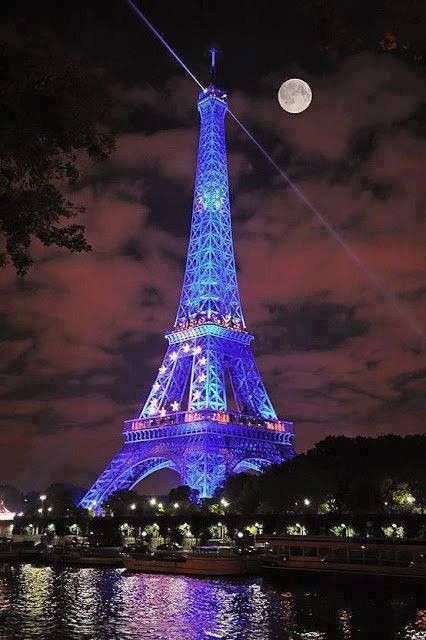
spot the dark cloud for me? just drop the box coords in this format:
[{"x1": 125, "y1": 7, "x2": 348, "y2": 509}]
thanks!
[
  {"x1": 256, "y1": 300, "x2": 368, "y2": 354},
  {"x1": 0, "y1": 43, "x2": 424, "y2": 491}
]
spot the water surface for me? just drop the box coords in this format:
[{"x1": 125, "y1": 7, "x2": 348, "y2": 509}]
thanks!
[{"x1": 0, "y1": 564, "x2": 424, "y2": 639}]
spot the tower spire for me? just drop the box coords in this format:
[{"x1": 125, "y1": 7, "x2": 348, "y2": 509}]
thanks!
[
  {"x1": 209, "y1": 46, "x2": 219, "y2": 83},
  {"x1": 175, "y1": 80, "x2": 244, "y2": 330}
]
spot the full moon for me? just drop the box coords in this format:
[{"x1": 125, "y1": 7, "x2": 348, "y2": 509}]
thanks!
[{"x1": 278, "y1": 78, "x2": 312, "y2": 114}]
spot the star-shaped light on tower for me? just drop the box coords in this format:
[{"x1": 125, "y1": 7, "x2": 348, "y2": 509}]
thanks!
[
  {"x1": 159, "y1": 365, "x2": 167, "y2": 374},
  {"x1": 171, "y1": 401, "x2": 180, "y2": 412}
]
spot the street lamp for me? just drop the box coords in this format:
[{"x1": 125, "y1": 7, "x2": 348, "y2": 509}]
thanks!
[
  {"x1": 237, "y1": 531, "x2": 243, "y2": 539},
  {"x1": 47, "y1": 507, "x2": 53, "y2": 513},
  {"x1": 220, "y1": 498, "x2": 229, "y2": 507},
  {"x1": 37, "y1": 508, "x2": 43, "y2": 514},
  {"x1": 149, "y1": 498, "x2": 157, "y2": 506},
  {"x1": 40, "y1": 494, "x2": 47, "y2": 502},
  {"x1": 173, "y1": 502, "x2": 179, "y2": 509},
  {"x1": 303, "y1": 498, "x2": 310, "y2": 506},
  {"x1": 130, "y1": 503, "x2": 136, "y2": 511}
]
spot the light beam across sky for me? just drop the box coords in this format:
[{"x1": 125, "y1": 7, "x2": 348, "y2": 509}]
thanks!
[{"x1": 124, "y1": 0, "x2": 424, "y2": 344}]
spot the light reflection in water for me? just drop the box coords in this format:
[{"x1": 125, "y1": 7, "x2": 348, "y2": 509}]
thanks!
[{"x1": 0, "y1": 564, "x2": 423, "y2": 640}]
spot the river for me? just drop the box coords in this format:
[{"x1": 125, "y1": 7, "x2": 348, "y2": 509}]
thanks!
[{"x1": 0, "y1": 564, "x2": 424, "y2": 639}]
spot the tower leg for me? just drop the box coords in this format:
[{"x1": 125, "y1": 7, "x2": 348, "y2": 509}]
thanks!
[{"x1": 228, "y1": 347, "x2": 277, "y2": 419}]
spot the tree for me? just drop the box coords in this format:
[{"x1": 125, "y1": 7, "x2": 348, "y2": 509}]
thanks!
[
  {"x1": 167, "y1": 485, "x2": 199, "y2": 508},
  {"x1": 219, "y1": 434, "x2": 426, "y2": 515},
  {"x1": 0, "y1": 484, "x2": 25, "y2": 511},
  {"x1": 44, "y1": 483, "x2": 85, "y2": 515},
  {"x1": 103, "y1": 489, "x2": 141, "y2": 516},
  {"x1": 0, "y1": 35, "x2": 115, "y2": 274}
]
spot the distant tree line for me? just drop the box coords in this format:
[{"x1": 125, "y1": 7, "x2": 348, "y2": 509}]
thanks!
[
  {"x1": 2, "y1": 435, "x2": 425, "y2": 519},
  {"x1": 216, "y1": 435, "x2": 425, "y2": 515}
]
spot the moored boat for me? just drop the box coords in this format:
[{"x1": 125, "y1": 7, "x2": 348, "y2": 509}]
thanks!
[
  {"x1": 48, "y1": 546, "x2": 123, "y2": 566},
  {"x1": 123, "y1": 546, "x2": 247, "y2": 576},
  {"x1": 258, "y1": 535, "x2": 426, "y2": 580}
]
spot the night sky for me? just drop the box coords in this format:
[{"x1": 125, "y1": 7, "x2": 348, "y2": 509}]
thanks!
[{"x1": 1, "y1": 1, "x2": 425, "y2": 494}]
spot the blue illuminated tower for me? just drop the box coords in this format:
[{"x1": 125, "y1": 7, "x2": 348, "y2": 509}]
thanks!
[{"x1": 80, "y1": 77, "x2": 294, "y2": 511}]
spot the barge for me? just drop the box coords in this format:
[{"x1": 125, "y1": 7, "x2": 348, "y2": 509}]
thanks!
[
  {"x1": 258, "y1": 535, "x2": 426, "y2": 580},
  {"x1": 123, "y1": 546, "x2": 247, "y2": 576}
]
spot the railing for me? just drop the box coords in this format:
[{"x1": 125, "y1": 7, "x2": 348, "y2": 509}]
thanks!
[{"x1": 123, "y1": 410, "x2": 293, "y2": 434}]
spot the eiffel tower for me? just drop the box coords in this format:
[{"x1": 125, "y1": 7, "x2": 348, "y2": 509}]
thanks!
[{"x1": 80, "y1": 63, "x2": 295, "y2": 511}]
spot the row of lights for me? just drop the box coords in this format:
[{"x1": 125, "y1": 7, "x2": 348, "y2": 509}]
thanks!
[{"x1": 149, "y1": 346, "x2": 207, "y2": 416}]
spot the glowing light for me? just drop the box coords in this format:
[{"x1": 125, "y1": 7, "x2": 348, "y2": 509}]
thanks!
[
  {"x1": 198, "y1": 373, "x2": 206, "y2": 382},
  {"x1": 37, "y1": 508, "x2": 43, "y2": 514},
  {"x1": 183, "y1": 343, "x2": 190, "y2": 352},
  {"x1": 47, "y1": 507, "x2": 52, "y2": 512},
  {"x1": 159, "y1": 408, "x2": 166, "y2": 417},
  {"x1": 220, "y1": 498, "x2": 229, "y2": 507},
  {"x1": 130, "y1": 503, "x2": 136, "y2": 510},
  {"x1": 304, "y1": 498, "x2": 311, "y2": 506},
  {"x1": 170, "y1": 352, "x2": 178, "y2": 361},
  {"x1": 193, "y1": 346, "x2": 202, "y2": 355},
  {"x1": 150, "y1": 498, "x2": 157, "y2": 506},
  {"x1": 159, "y1": 365, "x2": 167, "y2": 374},
  {"x1": 173, "y1": 502, "x2": 179, "y2": 509},
  {"x1": 40, "y1": 494, "x2": 47, "y2": 502},
  {"x1": 237, "y1": 531, "x2": 243, "y2": 538},
  {"x1": 0, "y1": 503, "x2": 16, "y2": 521},
  {"x1": 171, "y1": 401, "x2": 180, "y2": 411},
  {"x1": 198, "y1": 357, "x2": 207, "y2": 366}
]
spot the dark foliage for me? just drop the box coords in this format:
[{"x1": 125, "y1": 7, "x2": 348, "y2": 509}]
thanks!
[
  {"x1": 103, "y1": 489, "x2": 141, "y2": 516},
  {"x1": 219, "y1": 435, "x2": 426, "y2": 515},
  {"x1": 0, "y1": 483, "x2": 25, "y2": 511},
  {"x1": 0, "y1": 35, "x2": 115, "y2": 274}
]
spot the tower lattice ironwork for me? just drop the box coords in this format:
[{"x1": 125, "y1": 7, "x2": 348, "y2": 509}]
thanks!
[{"x1": 80, "y1": 82, "x2": 295, "y2": 511}]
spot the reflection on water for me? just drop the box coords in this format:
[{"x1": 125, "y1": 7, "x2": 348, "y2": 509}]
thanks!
[{"x1": 0, "y1": 564, "x2": 423, "y2": 640}]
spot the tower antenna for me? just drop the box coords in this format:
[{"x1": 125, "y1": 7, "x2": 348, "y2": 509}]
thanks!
[{"x1": 209, "y1": 46, "x2": 219, "y2": 83}]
